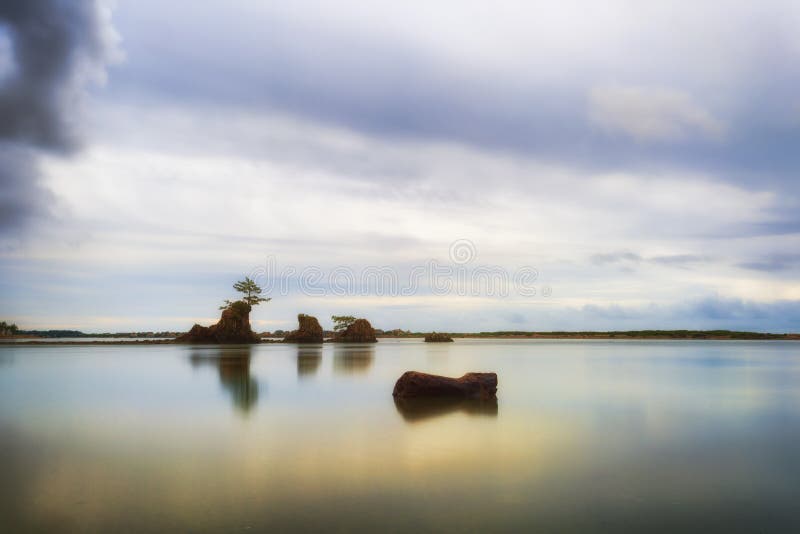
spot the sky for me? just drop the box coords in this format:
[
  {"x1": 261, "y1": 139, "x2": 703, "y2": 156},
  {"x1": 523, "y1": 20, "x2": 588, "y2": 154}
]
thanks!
[{"x1": 1, "y1": 0, "x2": 800, "y2": 333}]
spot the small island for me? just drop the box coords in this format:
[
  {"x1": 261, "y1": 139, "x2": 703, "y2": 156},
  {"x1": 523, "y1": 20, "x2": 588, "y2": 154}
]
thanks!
[
  {"x1": 283, "y1": 314, "x2": 324, "y2": 343},
  {"x1": 330, "y1": 315, "x2": 377, "y2": 343},
  {"x1": 176, "y1": 277, "x2": 267, "y2": 344},
  {"x1": 424, "y1": 332, "x2": 454, "y2": 342}
]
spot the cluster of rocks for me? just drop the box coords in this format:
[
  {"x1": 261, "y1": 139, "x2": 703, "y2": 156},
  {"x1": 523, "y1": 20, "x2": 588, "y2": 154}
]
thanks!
[
  {"x1": 178, "y1": 309, "x2": 380, "y2": 345},
  {"x1": 176, "y1": 306, "x2": 498, "y2": 404},
  {"x1": 176, "y1": 301, "x2": 259, "y2": 344},
  {"x1": 281, "y1": 315, "x2": 378, "y2": 343}
]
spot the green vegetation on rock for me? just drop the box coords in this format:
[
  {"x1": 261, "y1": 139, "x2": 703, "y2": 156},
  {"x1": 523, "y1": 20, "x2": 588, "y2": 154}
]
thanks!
[
  {"x1": 221, "y1": 276, "x2": 270, "y2": 309},
  {"x1": 0, "y1": 321, "x2": 19, "y2": 336},
  {"x1": 332, "y1": 315, "x2": 357, "y2": 332}
]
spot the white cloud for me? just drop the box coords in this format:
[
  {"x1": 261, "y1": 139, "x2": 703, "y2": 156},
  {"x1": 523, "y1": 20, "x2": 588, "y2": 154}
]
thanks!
[
  {"x1": 2, "y1": 100, "x2": 788, "y2": 331},
  {"x1": 5, "y1": 0, "x2": 800, "y2": 331},
  {"x1": 588, "y1": 84, "x2": 725, "y2": 142}
]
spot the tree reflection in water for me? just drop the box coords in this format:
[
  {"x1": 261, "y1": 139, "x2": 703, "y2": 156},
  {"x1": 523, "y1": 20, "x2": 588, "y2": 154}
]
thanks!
[
  {"x1": 333, "y1": 344, "x2": 375, "y2": 374},
  {"x1": 296, "y1": 345, "x2": 322, "y2": 378},
  {"x1": 189, "y1": 345, "x2": 259, "y2": 413}
]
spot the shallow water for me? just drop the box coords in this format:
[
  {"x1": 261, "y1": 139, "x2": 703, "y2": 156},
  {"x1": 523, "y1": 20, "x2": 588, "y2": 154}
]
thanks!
[{"x1": 1, "y1": 339, "x2": 799, "y2": 533}]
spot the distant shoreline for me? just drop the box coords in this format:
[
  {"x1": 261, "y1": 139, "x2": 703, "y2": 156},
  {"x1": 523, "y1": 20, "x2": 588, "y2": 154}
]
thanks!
[
  {"x1": 382, "y1": 331, "x2": 800, "y2": 340},
  {"x1": 2, "y1": 330, "x2": 799, "y2": 345}
]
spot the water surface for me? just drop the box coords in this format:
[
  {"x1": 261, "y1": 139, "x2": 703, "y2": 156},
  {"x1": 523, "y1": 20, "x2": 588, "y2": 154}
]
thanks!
[{"x1": 1, "y1": 339, "x2": 799, "y2": 532}]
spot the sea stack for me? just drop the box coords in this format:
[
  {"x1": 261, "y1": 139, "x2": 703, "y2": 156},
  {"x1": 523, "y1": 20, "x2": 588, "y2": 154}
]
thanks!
[
  {"x1": 333, "y1": 318, "x2": 378, "y2": 343},
  {"x1": 283, "y1": 314, "x2": 324, "y2": 343},
  {"x1": 176, "y1": 300, "x2": 259, "y2": 344}
]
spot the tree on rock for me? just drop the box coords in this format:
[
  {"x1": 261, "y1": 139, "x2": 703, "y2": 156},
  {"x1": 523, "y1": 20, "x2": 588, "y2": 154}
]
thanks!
[
  {"x1": 332, "y1": 315, "x2": 356, "y2": 332},
  {"x1": 0, "y1": 321, "x2": 19, "y2": 336},
  {"x1": 178, "y1": 276, "x2": 269, "y2": 344},
  {"x1": 222, "y1": 277, "x2": 271, "y2": 309},
  {"x1": 332, "y1": 318, "x2": 378, "y2": 343}
]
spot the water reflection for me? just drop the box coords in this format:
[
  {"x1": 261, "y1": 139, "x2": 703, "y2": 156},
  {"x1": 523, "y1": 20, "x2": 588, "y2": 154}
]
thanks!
[
  {"x1": 333, "y1": 344, "x2": 375, "y2": 374},
  {"x1": 394, "y1": 396, "x2": 498, "y2": 423},
  {"x1": 296, "y1": 345, "x2": 322, "y2": 378},
  {"x1": 189, "y1": 346, "x2": 259, "y2": 413},
  {"x1": 3, "y1": 340, "x2": 800, "y2": 532},
  {"x1": 425, "y1": 341, "x2": 451, "y2": 365}
]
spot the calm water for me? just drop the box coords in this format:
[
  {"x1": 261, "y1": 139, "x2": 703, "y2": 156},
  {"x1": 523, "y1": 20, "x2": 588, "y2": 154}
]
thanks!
[{"x1": 1, "y1": 339, "x2": 799, "y2": 533}]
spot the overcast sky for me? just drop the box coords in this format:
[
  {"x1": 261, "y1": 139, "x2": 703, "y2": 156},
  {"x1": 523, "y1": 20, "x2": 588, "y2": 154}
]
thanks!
[{"x1": 2, "y1": 0, "x2": 800, "y2": 332}]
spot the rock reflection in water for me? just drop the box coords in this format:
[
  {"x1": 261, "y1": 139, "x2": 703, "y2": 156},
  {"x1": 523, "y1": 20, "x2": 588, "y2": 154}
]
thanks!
[
  {"x1": 394, "y1": 396, "x2": 498, "y2": 423},
  {"x1": 296, "y1": 345, "x2": 322, "y2": 377},
  {"x1": 333, "y1": 344, "x2": 375, "y2": 374},
  {"x1": 189, "y1": 346, "x2": 259, "y2": 413}
]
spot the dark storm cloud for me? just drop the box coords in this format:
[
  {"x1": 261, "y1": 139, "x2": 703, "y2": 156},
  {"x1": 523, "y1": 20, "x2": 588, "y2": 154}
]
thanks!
[
  {"x1": 0, "y1": 0, "x2": 116, "y2": 235},
  {"x1": 0, "y1": 146, "x2": 52, "y2": 232}
]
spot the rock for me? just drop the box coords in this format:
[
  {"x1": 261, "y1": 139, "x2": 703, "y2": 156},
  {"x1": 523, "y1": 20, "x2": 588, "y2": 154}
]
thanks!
[
  {"x1": 283, "y1": 314, "x2": 324, "y2": 343},
  {"x1": 424, "y1": 332, "x2": 454, "y2": 342},
  {"x1": 392, "y1": 371, "x2": 498, "y2": 399},
  {"x1": 176, "y1": 300, "x2": 259, "y2": 344},
  {"x1": 333, "y1": 318, "x2": 377, "y2": 343}
]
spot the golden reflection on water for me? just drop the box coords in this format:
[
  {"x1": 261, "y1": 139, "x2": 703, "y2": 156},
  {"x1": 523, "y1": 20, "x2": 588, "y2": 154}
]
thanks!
[{"x1": 2, "y1": 340, "x2": 800, "y2": 532}]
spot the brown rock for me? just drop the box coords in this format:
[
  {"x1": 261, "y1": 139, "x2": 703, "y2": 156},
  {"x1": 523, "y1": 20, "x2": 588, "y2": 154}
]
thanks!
[
  {"x1": 392, "y1": 371, "x2": 498, "y2": 399},
  {"x1": 333, "y1": 318, "x2": 377, "y2": 343},
  {"x1": 283, "y1": 314, "x2": 324, "y2": 343},
  {"x1": 176, "y1": 301, "x2": 259, "y2": 344},
  {"x1": 424, "y1": 332, "x2": 454, "y2": 342}
]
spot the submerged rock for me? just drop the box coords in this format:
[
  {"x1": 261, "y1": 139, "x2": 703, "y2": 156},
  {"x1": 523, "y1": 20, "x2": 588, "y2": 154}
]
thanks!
[
  {"x1": 333, "y1": 318, "x2": 377, "y2": 343},
  {"x1": 392, "y1": 371, "x2": 498, "y2": 399},
  {"x1": 424, "y1": 332, "x2": 454, "y2": 342},
  {"x1": 283, "y1": 314, "x2": 324, "y2": 343},
  {"x1": 176, "y1": 300, "x2": 259, "y2": 344}
]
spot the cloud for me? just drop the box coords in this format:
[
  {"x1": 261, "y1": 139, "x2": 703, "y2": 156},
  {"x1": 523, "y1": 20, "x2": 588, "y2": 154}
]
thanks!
[
  {"x1": 590, "y1": 252, "x2": 711, "y2": 268},
  {"x1": 580, "y1": 297, "x2": 800, "y2": 332},
  {"x1": 590, "y1": 251, "x2": 642, "y2": 266},
  {"x1": 588, "y1": 84, "x2": 725, "y2": 143},
  {"x1": 738, "y1": 253, "x2": 800, "y2": 272},
  {"x1": 0, "y1": 146, "x2": 54, "y2": 233},
  {"x1": 648, "y1": 254, "x2": 712, "y2": 267},
  {"x1": 3, "y1": 1, "x2": 800, "y2": 331},
  {"x1": 0, "y1": 0, "x2": 120, "y2": 236},
  {"x1": 99, "y1": 0, "x2": 800, "y2": 196}
]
